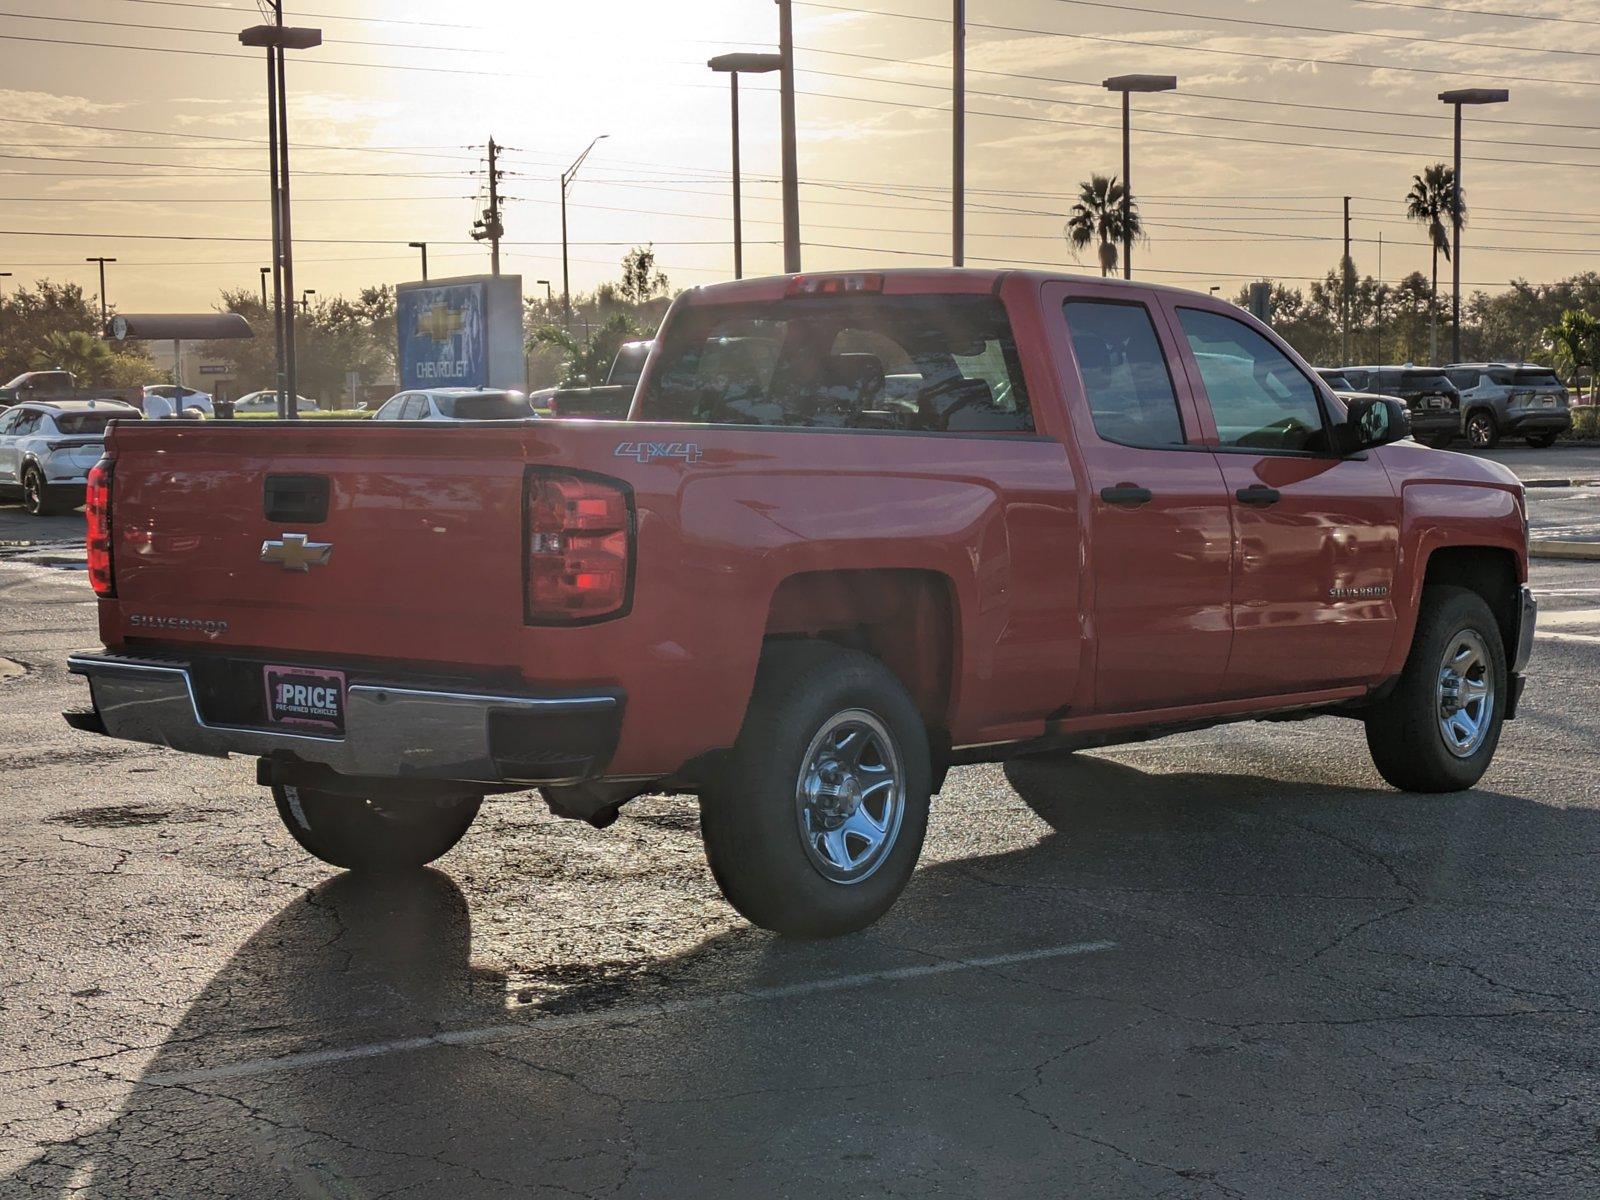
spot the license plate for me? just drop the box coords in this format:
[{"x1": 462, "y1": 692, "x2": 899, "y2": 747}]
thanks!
[{"x1": 263, "y1": 664, "x2": 346, "y2": 733}]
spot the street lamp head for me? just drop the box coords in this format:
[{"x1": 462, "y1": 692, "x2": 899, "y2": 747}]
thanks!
[
  {"x1": 1103, "y1": 74, "x2": 1178, "y2": 93},
  {"x1": 85, "y1": 257, "x2": 117, "y2": 264},
  {"x1": 239, "y1": 25, "x2": 323, "y2": 50},
  {"x1": 536, "y1": 279, "x2": 550, "y2": 285},
  {"x1": 408, "y1": 241, "x2": 426, "y2": 250},
  {"x1": 708, "y1": 52, "x2": 785, "y2": 74},
  {"x1": 1438, "y1": 87, "x2": 1509, "y2": 105}
]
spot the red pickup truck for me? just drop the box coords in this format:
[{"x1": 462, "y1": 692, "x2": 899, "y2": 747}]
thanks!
[{"x1": 65, "y1": 270, "x2": 1535, "y2": 936}]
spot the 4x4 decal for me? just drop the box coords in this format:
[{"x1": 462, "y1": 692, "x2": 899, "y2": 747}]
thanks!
[{"x1": 614, "y1": 441, "x2": 703, "y2": 465}]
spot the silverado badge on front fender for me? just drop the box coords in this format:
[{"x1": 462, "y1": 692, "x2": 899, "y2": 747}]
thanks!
[{"x1": 260, "y1": 532, "x2": 332, "y2": 572}]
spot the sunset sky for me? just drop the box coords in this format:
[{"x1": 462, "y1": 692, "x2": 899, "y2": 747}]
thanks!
[{"x1": 4, "y1": 0, "x2": 1600, "y2": 313}]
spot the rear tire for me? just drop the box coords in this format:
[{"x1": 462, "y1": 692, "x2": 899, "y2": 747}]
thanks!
[
  {"x1": 700, "y1": 643, "x2": 931, "y2": 937},
  {"x1": 1365, "y1": 585, "x2": 1506, "y2": 793},
  {"x1": 272, "y1": 784, "x2": 481, "y2": 872},
  {"x1": 1465, "y1": 411, "x2": 1500, "y2": 450},
  {"x1": 1525, "y1": 432, "x2": 1559, "y2": 449},
  {"x1": 21, "y1": 466, "x2": 67, "y2": 516}
]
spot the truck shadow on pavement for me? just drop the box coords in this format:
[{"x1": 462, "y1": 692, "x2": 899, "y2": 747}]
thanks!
[{"x1": 7, "y1": 750, "x2": 1598, "y2": 1197}]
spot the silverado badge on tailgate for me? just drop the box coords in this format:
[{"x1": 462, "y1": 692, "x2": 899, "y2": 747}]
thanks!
[{"x1": 263, "y1": 665, "x2": 346, "y2": 733}]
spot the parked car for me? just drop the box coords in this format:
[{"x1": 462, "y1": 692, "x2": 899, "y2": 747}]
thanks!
[
  {"x1": 545, "y1": 339, "x2": 653, "y2": 420},
  {"x1": 141, "y1": 384, "x2": 214, "y2": 419},
  {"x1": 370, "y1": 387, "x2": 537, "y2": 422},
  {"x1": 66, "y1": 269, "x2": 1534, "y2": 937},
  {"x1": 1445, "y1": 363, "x2": 1571, "y2": 449},
  {"x1": 1314, "y1": 368, "x2": 1354, "y2": 391},
  {"x1": 233, "y1": 390, "x2": 320, "y2": 414},
  {"x1": 0, "y1": 399, "x2": 140, "y2": 515},
  {"x1": 0, "y1": 370, "x2": 141, "y2": 412},
  {"x1": 1331, "y1": 366, "x2": 1460, "y2": 448}
]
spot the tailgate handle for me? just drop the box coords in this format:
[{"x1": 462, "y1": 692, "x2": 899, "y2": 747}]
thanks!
[{"x1": 264, "y1": 474, "x2": 329, "y2": 524}]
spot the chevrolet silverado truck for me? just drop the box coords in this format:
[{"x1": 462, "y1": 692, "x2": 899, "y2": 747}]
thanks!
[{"x1": 64, "y1": 270, "x2": 1536, "y2": 937}]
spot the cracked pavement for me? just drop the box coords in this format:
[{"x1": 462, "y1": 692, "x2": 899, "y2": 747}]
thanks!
[{"x1": 2, "y1": 521, "x2": 1600, "y2": 1196}]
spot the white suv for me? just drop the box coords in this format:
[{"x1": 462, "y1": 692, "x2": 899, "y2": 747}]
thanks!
[
  {"x1": 371, "y1": 387, "x2": 537, "y2": 422},
  {"x1": 0, "y1": 400, "x2": 141, "y2": 515}
]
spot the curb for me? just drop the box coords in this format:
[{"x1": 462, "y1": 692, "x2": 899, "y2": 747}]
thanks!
[
  {"x1": 1530, "y1": 539, "x2": 1600, "y2": 562},
  {"x1": 1524, "y1": 478, "x2": 1600, "y2": 489}
]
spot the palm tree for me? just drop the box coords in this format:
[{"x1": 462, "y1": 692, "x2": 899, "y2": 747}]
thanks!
[
  {"x1": 1405, "y1": 163, "x2": 1465, "y2": 365},
  {"x1": 29, "y1": 329, "x2": 113, "y2": 383},
  {"x1": 1544, "y1": 309, "x2": 1599, "y2": 403},
  {"x1": 1065, "y1": 174, "x2": 1141, "y2": 277}
]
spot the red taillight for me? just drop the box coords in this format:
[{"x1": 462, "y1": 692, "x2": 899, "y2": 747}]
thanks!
[
  {"x1": 785, "y1": 273, "x2": 884, "y2": 297},
  {"x1": 524, "y1": 470, "x2": 632, "y2": 623},
  {"x1": 85, "y1": 455, "x2": 115, "y2": 597}
]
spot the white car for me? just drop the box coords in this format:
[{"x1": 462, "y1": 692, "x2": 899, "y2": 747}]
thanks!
[
  {"x1": 233, "y1": 390, "x2": 320, "y2": 414},
  {"x1": 0, "y1": 399, "x2": 141, "y2": 516},
  {"x1": 141, "y1": 384, "x2": 213, "y2": 419},
  {"x1": 370, "y1": 387, "x2": 537, "y2": 422}
]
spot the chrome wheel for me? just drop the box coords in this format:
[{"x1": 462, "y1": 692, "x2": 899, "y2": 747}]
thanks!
[
  {"x1": 794, "y1": 709, "x2": 904, "y2": 884},
  {"x1": 1437, "y1": 629, "x2": 1494, "y2": 758},
  {"x1": 1466, "y1": 414, "x2": 1495, "y2": 448}
]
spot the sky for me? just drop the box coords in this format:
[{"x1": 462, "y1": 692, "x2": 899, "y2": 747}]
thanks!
[{"x1": 3, "y1": 0, "x2": 1600, "y2": 313}]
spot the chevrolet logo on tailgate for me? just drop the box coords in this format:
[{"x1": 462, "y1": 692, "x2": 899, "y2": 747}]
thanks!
[{"x1": 260, "y1": 532, "x2": 332, "y2": 572}]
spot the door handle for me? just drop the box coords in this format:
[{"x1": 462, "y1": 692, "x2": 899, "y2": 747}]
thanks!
[
  {"x1": 1235, "y1": 485, "x2": 1281, "y2": 506},
  {"x1": 1100, "y1": 484, "x2": 1153, "y2": 507}
]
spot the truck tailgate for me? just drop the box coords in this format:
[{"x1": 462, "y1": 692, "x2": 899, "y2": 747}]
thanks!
[{"x1": 106, "y1": 422, "x2": 530, "y2": 670}]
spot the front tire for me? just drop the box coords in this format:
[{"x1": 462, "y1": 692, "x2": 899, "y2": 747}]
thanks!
[
  {"x1": 1465, "y1": 411, "x2": 1500, "y2": 450},
  {"x1": 272, "y1": 784, "x2": 481, "y2": 871},
  {"x1": 700, "y1": 643, "x2": 931, "y2": 937},
  {"x1": 1365, "y1": 585, "x2": 1506, "y2": 793}
]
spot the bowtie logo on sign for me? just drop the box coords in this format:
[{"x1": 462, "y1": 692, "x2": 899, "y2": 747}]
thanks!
[{"x1": 415, "y1": 301, "x2": 464, "y2": 343}]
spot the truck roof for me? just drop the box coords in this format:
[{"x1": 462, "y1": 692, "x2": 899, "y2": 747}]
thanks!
[{"x1": 680, "y1": 267, "x2": 1220, "y2": 305}]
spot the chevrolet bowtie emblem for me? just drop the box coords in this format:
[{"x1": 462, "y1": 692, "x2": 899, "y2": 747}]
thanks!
[
  {"x1": 415, "y1": 301, "x2": 463, "y2": 342},
  {"x1": 260, "y1": 532, "x2": 332, "y2": 572}
]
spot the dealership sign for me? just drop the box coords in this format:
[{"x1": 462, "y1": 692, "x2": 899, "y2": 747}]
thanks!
[{"x1": 397, "y1": 280, "x2": 487, "y2": 388}]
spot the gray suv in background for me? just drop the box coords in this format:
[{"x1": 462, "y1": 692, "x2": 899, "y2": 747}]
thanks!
[
  {"x1": 1445, "y1": 363, "x2": 1571, "y2": 449},
  {"x1": 1331, "y1": 365, "x2": 1461, "y2": 448}
]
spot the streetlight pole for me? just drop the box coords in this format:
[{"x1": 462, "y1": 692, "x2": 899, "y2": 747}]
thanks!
[
  {"x1": 1439, "y1": 87, "x2": 1508, "y2": 363},
  {"x1": 708, "y1": 53, "x2": 783, "y2": 280},
  {"x1": 240, "y1": 15, "x2": 321, "y2": 420},
  {"x1": 258, "y1": 266, "x2": 270, "y2": 309},
  {"x1": 1102, "y1": 74, "x2": 1176, "y2": 281},
  {"x1": 535, "y1": 278, "x2": 553, "y2": 308},
  {"x1": 953, "y1": 0, "x2": 964, "y2": 267},
  {"x1": 0, "y1": 272, "x2": 11, "y2": 298},
  {"x1": 408, "y1": 241, "x2": 428, "y2": 281},
  {"x1": 85, "y1": 257, "x2": 116, "y2": 329},
  {"x1": 776, "y1": 0, "x2": 801, "y2": 273},
  {"x1": 560, "y1": 134, "x2": 607, "y2": 329},
  {"x1": 300, "y1": 289, "x2": 315, "y2": 313}
]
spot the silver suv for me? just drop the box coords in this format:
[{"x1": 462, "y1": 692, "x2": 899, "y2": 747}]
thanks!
[
  {"x1": 1445, "y1": 363, "x2": 1571, "y2": 449},
  {"x1": 0, "y1": 399, "x2": 140, "y2": 515}
]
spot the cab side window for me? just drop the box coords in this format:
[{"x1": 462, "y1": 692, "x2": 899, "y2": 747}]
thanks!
[
  {"x1": 1063, "y1": 299, "x2": 1186, "y2": 448},
  {"x1": 1176, "y1": 308, "x2": 1327, "y2": 453}
]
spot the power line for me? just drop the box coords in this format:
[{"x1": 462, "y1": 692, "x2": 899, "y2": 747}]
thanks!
[
  {"x1": 1340, "y1": 0, "x2": 1600, "y2": 30},
  {"x1": 0, "y1": 9, "x2": 492, "y2": 54},
  {"x1": 1038, "y1": 0, "x2": 1600, "y2": 62},
  {"x1": 119, "y1": 0, "x2": 486, "y2": 31},
  {"x1": 795, "y1": 1, "x2": 1600, "y2": 90}
]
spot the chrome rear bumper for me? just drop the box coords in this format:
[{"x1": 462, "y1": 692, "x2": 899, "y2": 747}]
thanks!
[{"x1": 66, "y1": 652, "x2": 622, "y2": 784}]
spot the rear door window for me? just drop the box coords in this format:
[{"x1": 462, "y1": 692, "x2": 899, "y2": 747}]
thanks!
[
  {"x1": 636, "y1": 295, "x2": 1032, "y2": 433},
  {"x1": 1062, "y1": 299, "x2": 1186, "y2": 448},
  {"x1": 1176, "y1": 308, "x2": 1328, "y2": 453}
]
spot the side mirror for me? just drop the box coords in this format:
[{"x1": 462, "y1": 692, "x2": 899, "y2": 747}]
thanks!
[{"x1": 1336, "y1": 395, "x2": 1410, "y2": 454}]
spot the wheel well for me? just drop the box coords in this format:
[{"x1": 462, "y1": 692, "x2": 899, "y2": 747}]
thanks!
[
  {"x1": 1465, "y1": 405, "x2": 1498, "y2": 424},
  {"x1": 762, "y1": 569, "x2": 955, "y2": 734},
  {"x1": 1423, "y1": 546, "x2": 1518, "y2": 653}
]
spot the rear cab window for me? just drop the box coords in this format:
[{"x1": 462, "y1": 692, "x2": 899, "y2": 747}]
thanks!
[{"x1": 634, "y1": 294, "x2": 1033, "y2": 434}]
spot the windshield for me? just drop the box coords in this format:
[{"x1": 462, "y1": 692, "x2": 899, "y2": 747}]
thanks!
[
  {"x1": 636, "y1": 295, "x2": 1033, "y2": 433},
  {"x1": 437, "y1": 392, "x2": 534, "y2": 420},
  {"x1": 1318, "y1": 372, "x2": 1353, "y2": 390},
  {"x1": 55, "y1": 411, "x2": 140, "y2": 434}
]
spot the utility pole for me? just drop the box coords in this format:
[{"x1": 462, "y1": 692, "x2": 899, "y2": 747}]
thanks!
[
  {"x1": 776, "y1": 0, "x2": 801, "y2": 273},
  {"x1": 952, "y1": 0, "x2": 964, "y2": 267},
  {"x1": 472, "y1": 138, "x2": 504, "y2": 275},
  {"x1": 1341, "y1": 195, "x2": 1351, "y2": 364},
  {"x1": 85, "y1": 257, "x2": 116, "y2": 329}
]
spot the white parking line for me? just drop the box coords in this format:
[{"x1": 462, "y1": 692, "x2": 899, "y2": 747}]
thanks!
[
  {"x1": 1535, "y1": 632, "x2": 1600, "y2": 647},
  {"x1": 141, "y1": 939, "x2": 1116, "y2": 1089}
]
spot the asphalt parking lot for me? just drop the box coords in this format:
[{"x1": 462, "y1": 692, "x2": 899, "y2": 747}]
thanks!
[{"x1": 3, "y1": 447, "x2": 1600, "y2": 1197}]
